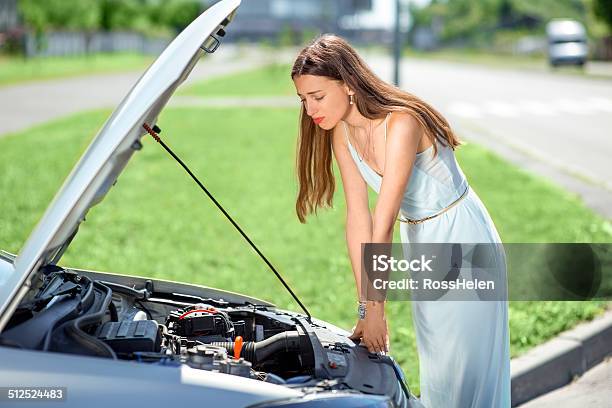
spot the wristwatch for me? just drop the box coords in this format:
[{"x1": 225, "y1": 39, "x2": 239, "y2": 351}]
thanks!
[{"x1": 358, "y1": 301, "x2": 367, "y2": 320}]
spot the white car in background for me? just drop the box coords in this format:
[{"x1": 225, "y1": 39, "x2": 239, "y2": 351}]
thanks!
[
  {"x1": 0, "y1": 1, "x2": 423, "y2": 407},
  {"x1": 546, "y1": 19, "x2": 588, "y2": 67}
]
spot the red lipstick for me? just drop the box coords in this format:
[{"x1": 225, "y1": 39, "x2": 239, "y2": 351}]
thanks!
[{"x1": 313, "y1": 117, "x2": 325, "y2": 124}]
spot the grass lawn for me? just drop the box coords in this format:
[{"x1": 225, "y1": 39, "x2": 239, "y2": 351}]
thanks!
[
  {"x1": 0, "y1": 53, "x2": 153, "y2": 87},
  {"x1": 180, "y1": 63, "x2": 295, "y2": 96},
  {"x1": 0, "y1": 106, "x2": 609, "y2": 395}
]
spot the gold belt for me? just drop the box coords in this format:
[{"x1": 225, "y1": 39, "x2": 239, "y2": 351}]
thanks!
[{"x1": 398, "y1": 185, "x2": 470, "y2": 225}]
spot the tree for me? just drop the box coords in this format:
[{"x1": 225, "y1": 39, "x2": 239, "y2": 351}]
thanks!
[
  {"x1": 100, "y1": 0, "x2": 201, "y2": 34},
  {"x1": 409, "y1": 0, "x2": 590, "y2": 45},
  {"x1": 592, "y1": 0, "x2": 612, "y2": 32},
  {"x1": 99, "y1": 0, "x2": 155, "y2": 33},
  {"x1": 156, "y1": 0, "x2": 202, "y2": 32},
  {"x1": 19, "y1": 0, "x2": 100, "y2": 54},
  {"x1": 20, "y1": 0, "x2": 203, "y2": 35},
  {"x1": 19, "y1": 0, "x2": 100, "y2": 32}
]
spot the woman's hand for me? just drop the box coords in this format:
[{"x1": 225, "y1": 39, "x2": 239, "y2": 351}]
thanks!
[{"x1": 349, "y1": 301, "x2": 389, "y2": 354}]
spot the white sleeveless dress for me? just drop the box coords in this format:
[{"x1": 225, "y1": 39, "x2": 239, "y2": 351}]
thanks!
[{"x1": 342, "y1": 113, "x2": 511, "y2": 408}]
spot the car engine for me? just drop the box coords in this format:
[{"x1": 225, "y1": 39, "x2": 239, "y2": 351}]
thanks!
[
  {"x1": 0, "y1": 265, "x2": 416, "y2": 407},
  {"x1": 0, "y1": 268, "x2": 317, "y2": 384}
]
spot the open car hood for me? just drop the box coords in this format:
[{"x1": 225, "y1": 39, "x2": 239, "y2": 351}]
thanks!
[{"x1": 0, "y1": 0, "x2": 241, "y2": 324}]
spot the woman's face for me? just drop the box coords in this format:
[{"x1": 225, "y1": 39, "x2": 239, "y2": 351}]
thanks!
[{"x1": 293, "y1": 74, "x2": 351, "y2": 130}]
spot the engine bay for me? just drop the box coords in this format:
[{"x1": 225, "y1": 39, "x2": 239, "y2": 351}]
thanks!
[
  {"x1": 0, "y1": 255, "x2": 414, "y2": 406},
  {"x1": 0, "y1": 267, "x2": 319, "y2": 385},
  {"x1": 0, "y1": 264, "x2": 412, "y2": 407}
]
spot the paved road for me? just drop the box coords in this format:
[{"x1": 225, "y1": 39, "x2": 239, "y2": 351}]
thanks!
[
  {"x1": 0, "y1": 45, "x2": 269, "y2": 137},
  {"x1": 518, "y1": 358, "x2": 612, "y2": 407}
]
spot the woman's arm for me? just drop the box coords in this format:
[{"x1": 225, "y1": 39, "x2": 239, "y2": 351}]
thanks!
[
  {"x1": 331, "y1": 124, "x2": 371, "y2": 301},
  {"x1": 371, "y1": 113, "x2": 423, "y2": 243},
  {"x1": 330, "y1": 116, "x2": 422, "y2": 354}
]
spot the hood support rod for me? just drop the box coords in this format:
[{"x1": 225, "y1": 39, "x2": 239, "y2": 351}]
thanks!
[{"x1": 143, "y1": 123, "x2": 312, "y2": 323}]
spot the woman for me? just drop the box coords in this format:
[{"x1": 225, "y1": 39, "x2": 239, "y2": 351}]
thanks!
[{"x1": 291, "y1": 34, "x2": 510, "y2": 408}]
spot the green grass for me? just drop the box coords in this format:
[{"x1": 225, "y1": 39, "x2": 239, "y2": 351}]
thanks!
[
  {"x1": 0, "y1": 53, "x2": 153, "y2": 87},
  {"x1": 0, "y1": 108, "x2": 609, "y2": 395},
  {"x1": 180, "y1": 63, "x2": 295, "y2": 96}
]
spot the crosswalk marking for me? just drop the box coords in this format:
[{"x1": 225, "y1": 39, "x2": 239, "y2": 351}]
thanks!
[
  {"x1": 482, "y1": 100, "x2": 520, "y2": 117},
  {"x1": 517, "y1": 100, "x2": 557, "y2": 116},
  {"x1": 446, "y1": 102, "x2": 483, "y2": 119},
  {"x1": 586, "y1": 97, "x2": 612, "y2": 112},
  {"x1": 554, "y1": 98, "x2": 597, "y2": 115},
  {"x1": 446, "y1": 97, "x2": 612, "y2": 119}
]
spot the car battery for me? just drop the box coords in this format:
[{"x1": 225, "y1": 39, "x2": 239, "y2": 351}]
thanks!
[{"x1": 96, "y1": 320, "x2": 161, "y2": 354}]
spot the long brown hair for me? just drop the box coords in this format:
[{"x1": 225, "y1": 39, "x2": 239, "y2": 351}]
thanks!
[{"x1": 291, "y1": 34, "x2": 460, "y2": 223}]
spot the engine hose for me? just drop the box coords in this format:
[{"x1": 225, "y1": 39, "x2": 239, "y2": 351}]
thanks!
[{"x1": 212, "y1": 330, "x2": 301, "y2": 364}]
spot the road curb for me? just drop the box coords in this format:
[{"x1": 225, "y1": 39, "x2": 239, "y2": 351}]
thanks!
[{"x1": 510, "y1": 307, "x2": 612, "y2": 406}]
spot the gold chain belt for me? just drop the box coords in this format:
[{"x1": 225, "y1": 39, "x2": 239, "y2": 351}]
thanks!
[{"x1": 398, "y1": 185, "x2": 470, "y2": 225}]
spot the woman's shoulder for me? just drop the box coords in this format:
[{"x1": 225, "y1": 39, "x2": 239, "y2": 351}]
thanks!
[{"x1": 387, "y1": 111, "x2": 424, "y2": 138}]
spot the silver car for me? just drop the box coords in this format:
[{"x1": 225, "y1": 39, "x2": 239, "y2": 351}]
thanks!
[
  {"x1": 546, "y1": 19, "x2": 588, "y2": 67},
  {"x1": 0, "y1": 1, "x2": 422, "y2": 407}
]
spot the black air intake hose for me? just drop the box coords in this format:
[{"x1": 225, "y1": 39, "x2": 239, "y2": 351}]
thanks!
[{"x1": 212, "y1": 331, "x2": 301, "y2": 364}]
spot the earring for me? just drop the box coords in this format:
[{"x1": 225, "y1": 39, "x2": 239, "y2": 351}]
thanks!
[{"x1": 349, "y1": 94, "x2": 354, "y2": 105}]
